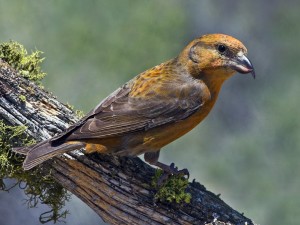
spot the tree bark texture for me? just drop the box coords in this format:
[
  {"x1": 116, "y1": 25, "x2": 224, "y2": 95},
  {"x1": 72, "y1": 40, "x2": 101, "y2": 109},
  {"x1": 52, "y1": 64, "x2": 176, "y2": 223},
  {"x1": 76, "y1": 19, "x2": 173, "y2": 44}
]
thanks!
[{"x1": 0, "y1": 60, "x2": 255, "y2": 225}]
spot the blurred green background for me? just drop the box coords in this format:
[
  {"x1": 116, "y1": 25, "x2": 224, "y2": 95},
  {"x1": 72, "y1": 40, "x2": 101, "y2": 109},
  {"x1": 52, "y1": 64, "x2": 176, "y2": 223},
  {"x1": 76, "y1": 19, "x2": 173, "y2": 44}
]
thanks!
[{"x1": 0, "y1": 0, "x2": 299, "y2": 225}]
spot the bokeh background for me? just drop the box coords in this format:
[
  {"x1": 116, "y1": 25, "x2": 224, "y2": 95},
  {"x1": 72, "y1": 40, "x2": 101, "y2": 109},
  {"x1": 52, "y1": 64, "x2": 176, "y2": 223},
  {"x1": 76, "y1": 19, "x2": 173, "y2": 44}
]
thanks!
[{"x1": 0, "y1": 1, "x2": 299, "y2": 225}]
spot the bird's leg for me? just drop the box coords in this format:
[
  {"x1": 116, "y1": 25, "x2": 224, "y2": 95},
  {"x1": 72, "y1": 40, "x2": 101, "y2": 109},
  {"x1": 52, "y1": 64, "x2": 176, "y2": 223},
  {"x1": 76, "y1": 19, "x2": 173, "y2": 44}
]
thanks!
[{"x1": 144, "y1": 151, "x2": 190, "y2": 185}]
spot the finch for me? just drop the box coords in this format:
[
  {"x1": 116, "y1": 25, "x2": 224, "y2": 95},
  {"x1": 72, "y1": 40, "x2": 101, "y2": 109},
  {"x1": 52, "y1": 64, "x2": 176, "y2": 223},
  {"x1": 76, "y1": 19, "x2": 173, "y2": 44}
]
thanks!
[{"x1": 14, "y1": 34, "x2": 255, "y2": 173}]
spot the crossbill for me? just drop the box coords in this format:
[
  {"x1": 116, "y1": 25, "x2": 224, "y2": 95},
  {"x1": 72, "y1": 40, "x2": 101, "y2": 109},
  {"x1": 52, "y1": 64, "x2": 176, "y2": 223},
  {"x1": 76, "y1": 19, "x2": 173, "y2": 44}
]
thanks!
[{"x1": 14, "y1": 34, "x2": 255, "y2": 174}]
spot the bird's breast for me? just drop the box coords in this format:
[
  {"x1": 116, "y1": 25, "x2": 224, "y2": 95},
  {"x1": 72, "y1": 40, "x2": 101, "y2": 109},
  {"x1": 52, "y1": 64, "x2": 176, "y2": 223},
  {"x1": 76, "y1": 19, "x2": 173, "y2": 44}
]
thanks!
[{"x1": 141, "y1": 93, "x2": 218, "y2": 150}]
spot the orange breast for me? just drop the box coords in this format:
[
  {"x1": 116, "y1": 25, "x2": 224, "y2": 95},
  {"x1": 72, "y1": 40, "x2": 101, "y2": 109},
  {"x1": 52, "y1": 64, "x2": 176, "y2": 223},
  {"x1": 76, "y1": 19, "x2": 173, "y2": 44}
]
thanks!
[{"x1": 141, "y1": 97, "x2": 217, "y2": 150}]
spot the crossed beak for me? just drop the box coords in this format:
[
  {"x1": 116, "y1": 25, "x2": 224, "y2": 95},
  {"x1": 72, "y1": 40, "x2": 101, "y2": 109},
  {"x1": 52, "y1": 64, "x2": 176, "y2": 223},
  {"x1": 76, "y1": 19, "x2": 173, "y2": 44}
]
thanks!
[{"x1": 230, "y1": 54, "x2": 256, "y2": 79}]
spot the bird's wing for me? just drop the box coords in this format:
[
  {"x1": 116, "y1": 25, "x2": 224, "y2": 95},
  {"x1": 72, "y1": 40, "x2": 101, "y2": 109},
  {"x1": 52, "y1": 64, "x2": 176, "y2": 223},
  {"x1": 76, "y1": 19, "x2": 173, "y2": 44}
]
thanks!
[
  {"x1": 50, "y1": 82, "x2": 133, "y2": 143},
  {"x1": 51, "y1": 75, "x2": 209, "y2": 142}
]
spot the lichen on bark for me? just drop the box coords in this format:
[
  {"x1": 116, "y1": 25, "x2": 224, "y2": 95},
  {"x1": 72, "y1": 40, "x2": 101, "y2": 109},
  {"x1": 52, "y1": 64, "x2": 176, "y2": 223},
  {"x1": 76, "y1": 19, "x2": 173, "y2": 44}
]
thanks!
[{"x1": 0, "y1": 41, "x2": 70, "y2": 223}]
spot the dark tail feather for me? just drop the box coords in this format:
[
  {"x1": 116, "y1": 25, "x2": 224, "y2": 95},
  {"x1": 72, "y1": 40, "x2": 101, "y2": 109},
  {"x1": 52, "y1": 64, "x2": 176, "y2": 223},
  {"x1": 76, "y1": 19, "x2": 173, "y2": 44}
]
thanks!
[
  {"x1": 13, "y1": 139, "x2": 52, "y2": 155},
  {"x1": 13, "y1": 146, "x2": 31, "y2": 155},
  {"x1": 13, "y1": 141, "x2": 85, "y2": 170}
]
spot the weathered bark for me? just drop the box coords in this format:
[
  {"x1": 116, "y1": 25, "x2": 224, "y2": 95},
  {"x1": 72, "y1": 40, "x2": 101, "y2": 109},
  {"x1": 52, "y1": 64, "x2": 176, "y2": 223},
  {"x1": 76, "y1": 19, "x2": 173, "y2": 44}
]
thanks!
[{"x1": 0, "y1": 60, "x2": 255, "y2": 225}]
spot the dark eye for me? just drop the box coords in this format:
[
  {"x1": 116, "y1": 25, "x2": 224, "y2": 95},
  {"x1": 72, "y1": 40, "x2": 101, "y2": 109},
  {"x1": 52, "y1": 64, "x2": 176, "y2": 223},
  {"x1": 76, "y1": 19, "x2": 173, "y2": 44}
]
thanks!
[{"x1": 217, "y1": 44, "x2": 227, "y2": 53}]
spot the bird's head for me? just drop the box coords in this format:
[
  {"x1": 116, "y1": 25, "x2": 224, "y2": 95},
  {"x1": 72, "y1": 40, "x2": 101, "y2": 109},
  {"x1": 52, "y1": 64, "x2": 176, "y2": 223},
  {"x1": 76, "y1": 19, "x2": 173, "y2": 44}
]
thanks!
[{"x1": 180, "y1": 34, "x2": 255, "y2": 81}]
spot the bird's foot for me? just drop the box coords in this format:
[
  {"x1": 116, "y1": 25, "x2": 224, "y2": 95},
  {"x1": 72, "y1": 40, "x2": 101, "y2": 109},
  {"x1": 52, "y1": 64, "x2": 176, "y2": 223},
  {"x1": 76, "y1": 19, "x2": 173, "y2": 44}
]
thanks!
[
  {"x1": 156, "y1": 162, "x2": 190, "y2": 186},
  {"x1": 168, "y1": 163, "x2": 190, "y2": 178}
]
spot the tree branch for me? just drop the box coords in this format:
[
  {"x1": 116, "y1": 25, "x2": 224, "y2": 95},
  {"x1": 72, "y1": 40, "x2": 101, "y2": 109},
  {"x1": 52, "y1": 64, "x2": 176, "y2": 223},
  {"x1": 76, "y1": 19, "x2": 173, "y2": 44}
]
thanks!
[{"x1": 0, "y1": 60, "x2": 255, "y2": 225}]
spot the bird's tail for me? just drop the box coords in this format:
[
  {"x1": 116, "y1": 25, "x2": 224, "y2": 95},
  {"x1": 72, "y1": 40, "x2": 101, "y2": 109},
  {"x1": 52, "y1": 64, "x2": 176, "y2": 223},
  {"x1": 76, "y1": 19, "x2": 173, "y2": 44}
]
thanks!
[{"x1": 13, "y1": 140, "x2": 85, "y2": 170}]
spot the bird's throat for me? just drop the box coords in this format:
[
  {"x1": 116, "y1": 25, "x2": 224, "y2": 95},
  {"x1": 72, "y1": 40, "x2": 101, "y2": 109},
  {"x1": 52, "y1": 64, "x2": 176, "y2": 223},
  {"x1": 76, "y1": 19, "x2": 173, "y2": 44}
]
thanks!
[{"x1": 200, "y1": 73, "x2": 228, "y2": 100}]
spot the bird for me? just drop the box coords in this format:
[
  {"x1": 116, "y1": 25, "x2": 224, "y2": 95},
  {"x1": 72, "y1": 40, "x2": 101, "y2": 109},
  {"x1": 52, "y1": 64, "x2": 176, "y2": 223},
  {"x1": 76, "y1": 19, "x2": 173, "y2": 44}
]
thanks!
[{"x1": 13, "y1": 34, "x2": 255, "y2": 175}]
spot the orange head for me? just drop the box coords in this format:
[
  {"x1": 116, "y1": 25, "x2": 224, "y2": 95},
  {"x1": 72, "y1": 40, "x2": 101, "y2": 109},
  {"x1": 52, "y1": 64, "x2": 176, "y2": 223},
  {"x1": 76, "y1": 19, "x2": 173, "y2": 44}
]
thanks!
[{"x1": 179, "y1": 34, "x2": 255, "y2": 81}]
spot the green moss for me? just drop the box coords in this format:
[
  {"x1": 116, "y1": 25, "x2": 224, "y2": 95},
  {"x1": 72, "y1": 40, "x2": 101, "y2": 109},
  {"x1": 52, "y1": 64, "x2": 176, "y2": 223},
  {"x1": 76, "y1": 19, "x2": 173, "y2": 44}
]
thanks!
[
  {"x1": 0, "y1": 40, "x2": 80, "y2": 223},
  {"x1": 75, "y1": 110, "x2": 85, "y2": 119},
  {"x1": 66, "y1": 102, "x2": 85, "y2": 119},
  {"x1": 152, "y1": 169, "x2": 191, "y2": 204},
  {"x1": 0, "y1": 120, "x2": 70, "y2": 223},
  {"x1": 65, "y1": 102, "x2": 74, "y2": 110},
  {"x1": 0, "y1": 41, "x2": 46, "y2": 84},
  {"x1": 19, "y1": 95, "x2": 26, "y2": 102}
]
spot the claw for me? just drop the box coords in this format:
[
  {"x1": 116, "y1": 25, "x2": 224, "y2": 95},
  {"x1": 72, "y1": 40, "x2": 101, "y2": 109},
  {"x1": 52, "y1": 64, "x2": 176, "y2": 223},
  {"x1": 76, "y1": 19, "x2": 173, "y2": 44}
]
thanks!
[
  {"x1": 156, "y1": 162, "x2": 190, "y2": 186},
  {"x1": 168, "y1": 162, "x2": 189, "y2": 178},
  {"x1": 170, "y1": 163, "x2": 176, "y2": 171},
  {"x1": 178, "y1": 168, "x2": 190, "y2": 179}
]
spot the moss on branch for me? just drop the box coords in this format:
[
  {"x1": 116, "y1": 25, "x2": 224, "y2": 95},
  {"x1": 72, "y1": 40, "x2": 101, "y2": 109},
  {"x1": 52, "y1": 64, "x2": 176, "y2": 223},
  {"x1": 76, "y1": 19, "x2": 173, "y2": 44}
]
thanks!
[
  {"x1": 0, "y1": 40, "x2": 46, "y2": 84},
  {"x1": 152, "y1": 169, "x2": 191, "y2": 204},
  {"x1": 0, "y1": 40, "x2": 69, "y2": 223}
]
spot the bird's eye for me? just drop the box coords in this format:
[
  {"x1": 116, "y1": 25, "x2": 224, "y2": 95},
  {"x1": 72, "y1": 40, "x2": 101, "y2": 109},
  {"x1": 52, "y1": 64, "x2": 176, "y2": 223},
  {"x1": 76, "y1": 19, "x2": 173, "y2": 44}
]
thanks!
[{"x1": 217, "y1": 44, "x2": 227, "y2": 53}]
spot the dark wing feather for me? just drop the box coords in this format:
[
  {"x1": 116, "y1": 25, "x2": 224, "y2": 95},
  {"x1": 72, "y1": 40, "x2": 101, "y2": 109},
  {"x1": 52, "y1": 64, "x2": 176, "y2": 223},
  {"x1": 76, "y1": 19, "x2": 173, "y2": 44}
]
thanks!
[
  {"x1": 52, "y1": 75, "x2": 209, "y2": 143},
  {"x1": 51, "y1": 82, "x2": 132, "y2": 144}
]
